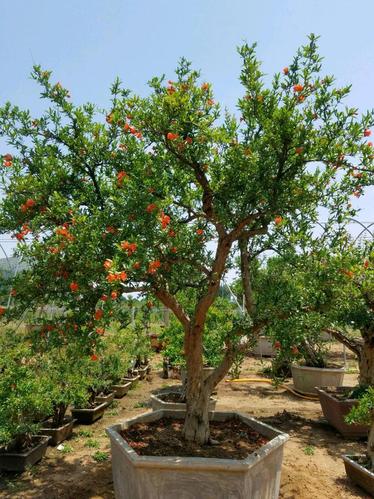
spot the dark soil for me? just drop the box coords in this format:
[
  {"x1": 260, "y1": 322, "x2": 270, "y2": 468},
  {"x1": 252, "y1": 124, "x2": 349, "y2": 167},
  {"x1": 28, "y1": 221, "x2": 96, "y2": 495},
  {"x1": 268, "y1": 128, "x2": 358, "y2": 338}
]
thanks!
[
  {"x1": 351, "y1": 454, "x2": 373, "y2": 473},
  {"x1": 324, "y1": 386, "x2": 368, "y2": 401},
  {"x1": 121, "y1": 417, "x2": 269, "y2": 459},
  {"x1": 158, "y1": 392, "x2": 185, "y2": 403},
  {"x1": 40, "y1": 418, "x2": 71, "y2": 429}
]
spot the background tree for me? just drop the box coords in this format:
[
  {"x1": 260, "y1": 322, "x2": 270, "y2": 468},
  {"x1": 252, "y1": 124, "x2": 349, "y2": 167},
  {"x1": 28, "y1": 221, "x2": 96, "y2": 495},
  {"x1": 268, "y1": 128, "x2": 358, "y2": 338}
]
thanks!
[{"x1": 0, "y1": 35, "x2": 373, "y2": 444}]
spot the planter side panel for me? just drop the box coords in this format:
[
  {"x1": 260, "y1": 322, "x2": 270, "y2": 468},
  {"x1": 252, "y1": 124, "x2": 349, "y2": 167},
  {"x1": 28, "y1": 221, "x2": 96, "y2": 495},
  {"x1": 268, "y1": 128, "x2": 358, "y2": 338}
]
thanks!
[
  {"x1": 292, "y1": 366, "x2": 344, "y2": 395},
  {"x1": 110, "y1": 437, "x2": 284, "y2": 499}
]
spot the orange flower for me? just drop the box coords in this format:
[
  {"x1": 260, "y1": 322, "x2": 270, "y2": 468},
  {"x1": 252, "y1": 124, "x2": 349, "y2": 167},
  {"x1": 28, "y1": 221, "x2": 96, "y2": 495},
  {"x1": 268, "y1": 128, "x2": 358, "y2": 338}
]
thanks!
[
  {"x1": 120, "y1": 241, "x2": 137, "y2": 255},
  {"x1": 297, "y1": 95, "x2": 305, "y2": 103},
  {"x1": 160, "y1": 212, "x2": 171, "y2": 229},
  {"x1": 3, "y1": 154, "x2": 13, "y2": 162},
  {"x1": 274, "y1": 341, "x2": 281, "y2": 350},
  {"x1": 364, "y1": 260, "x2": 369, "y2": 269},
  {"x1": 364, "y1": 129, "x2": 371, "y2": 137},
  {"x1": 367, "y1": 142, "x2": 373, "y2": 147},
  {"x1": 10, "y1": 289, "x2": 17, "y2": 297},
  {"x1": 167, "y1": 85, "x2": 176, "y2": 94},
  {"x1": 132, "y1": 261, "x2": 141, "y2": 270},
  {"x1": 0, "y1": 306, "x2": 6, "y2": 316},
  {"x1": 3, "y1": 161, "x2": 12, "y2": 167},
  {"x1": 274, "y1": 216, "x2": 283, "y2": 226},
  {"x1": 107, "y1": 273, "x2": 117, "y2": 283},
  {"x1": 111, "y1": 291, "x2": 118, "y2": 300},
  {"x1": 96, "y1": 327, "x2": 105, "y2": 335},
  {"x1": 168, "y1": 229, "x2": 176, "y2": 237},
  {"x1": 117, "y1": 170, "x2": 128, "y2": 186},
  {"x1": 103, "y1": 259, "x2": 112, "y2": 270},
  {"x1": 124, "y1": 123, "x2": 130, "y2": 132},
  {"x1": 207, "y1": 99, "x2": 214, "y2": 106},
  {"x1": 283, "y1": 67, "x2": 289, "y2": 75},
  {"x1": 146, "y1": 203, "x2": 157, "y2": 213},
  {"x1": 94, "y1": 309, "x2": 104, "y2": 320},
  {"x1": 293, "y1": 84, "x2": 303, "y2": 92},
  {"x1": 166, "y1": 132, "x2": 179, "y2": 141},
  {"x1": 291, "y1": 346, "x2": 299, "y2": 355},
  {"x1": 106, "y1": 226, "x2": 118, "y2": 234},
  {"x1": 196, "y1": 228, "x2": 204, "y2": 236},
  {"x1": 49, "y1": 246, "x2": 59, "y2": 254},
  {"x1": 106, "y1": 113, "x2": 113, "y2": 124},
  {"x1": 100, "y1": 294, "x2": 108, "y2": 302},
  {"x1": 90, "y1": 354, "x2": 99, "y2": 361},
  {"x1": 119, "y1": 271, "x2": 128, "y2": 281},
  {"x1": 171, "y1": 246, "x2": 177, "y2": 253},
  {"x1": 148, "y1": 260, "x2": 161, "y2": 274},
  {"x1": 146, "y1": 301, "x2": 154, "y2": 309},
  {"x1": 70, "y1": 282, "x2": 79, "y2": 292},
  {"x1": 295, "y1": 147, "x2": 304, "y2": 155},
  {"x1": 201, "y1": 82, "x2": 209, "y2": 91}
]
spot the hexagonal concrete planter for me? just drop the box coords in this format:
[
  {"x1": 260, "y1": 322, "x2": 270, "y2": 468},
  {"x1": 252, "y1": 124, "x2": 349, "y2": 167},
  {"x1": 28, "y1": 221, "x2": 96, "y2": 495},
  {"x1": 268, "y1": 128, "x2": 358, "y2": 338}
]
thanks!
[
  {"x1": 342, "y1": 454, "x2": 374, "y2": 496},
  {"x1": 150, "y1": 388, "x2": 217, "y2": 412},
  {"x1": 291, "y1": 364, "x2": 345, "y2": 396},
  {"x1": 106, "y1": 409, "x2": 289, "y2": 499}
]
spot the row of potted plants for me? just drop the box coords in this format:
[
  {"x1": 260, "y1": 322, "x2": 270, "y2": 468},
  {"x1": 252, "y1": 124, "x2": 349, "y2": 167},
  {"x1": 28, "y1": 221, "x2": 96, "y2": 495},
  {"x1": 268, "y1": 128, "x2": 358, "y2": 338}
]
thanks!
[{"x1": 0, "y1": 323, "x2": 152, "y2": 473}]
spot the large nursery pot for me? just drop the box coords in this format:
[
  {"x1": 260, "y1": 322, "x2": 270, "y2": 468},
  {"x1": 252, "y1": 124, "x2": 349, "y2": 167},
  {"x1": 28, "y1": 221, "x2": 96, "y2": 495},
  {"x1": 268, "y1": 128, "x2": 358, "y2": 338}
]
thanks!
[
  {"x1": 39, "y1": 417, "x2": 76, "y2": 446},
  {"x1": 137, "y1": 364, "x2": 149, "y2": 380},
  {"x1": 342, "y1": 455, "x2": 374, "y2": 496},
  {"x1": 252, "y1": 336, "x2": 275, "y2": 357},
  {"x1": 316, "y1": 387, "x2": 369, "y2": 438},
  {"x1": 111, "y1": 382, "x2": 132, "y2": 399},
  {"x1": 71, "y1": 401, "x2": 107, "y2": 424},
  {"x1": 150, "y1": 388, "x2": 217, "y2": 412},
  {"x1": 0, "y1": 436, "x2": 50, "y2": 472},
  {"x1": 106, "y1": 409, "x2": 289, "y2": 499},
  {"x1": 291, "y1": 364, "x2": 345, "y2": 396},
  {"x1": 123, "y1": 374, "x2": 140, "y2": 386},
  {"x1": 95, "y1": 391, "x2": 115, "y2": 407}
]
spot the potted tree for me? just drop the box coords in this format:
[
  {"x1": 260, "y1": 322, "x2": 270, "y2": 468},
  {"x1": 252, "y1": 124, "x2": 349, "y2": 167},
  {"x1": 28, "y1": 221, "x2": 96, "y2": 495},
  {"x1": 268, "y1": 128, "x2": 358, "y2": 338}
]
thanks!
[
  {"x1": 0, "y1": 345, "x2": 51, "y2": 471},
  {"x1": 342, "y1": 387, "x2": 374, "y2": 495},
  {"x1": 1, "y1": 35, "x2": 372, "y2": 497}
]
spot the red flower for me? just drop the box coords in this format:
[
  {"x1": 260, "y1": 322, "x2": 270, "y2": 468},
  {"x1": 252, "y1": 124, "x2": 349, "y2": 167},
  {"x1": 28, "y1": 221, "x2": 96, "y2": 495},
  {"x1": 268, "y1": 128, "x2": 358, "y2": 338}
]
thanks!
[
  {"x1": 3, "y1": 161, "x2": 12, "y2": 167},
  {"x1": 293, "y1": 84, "x2": 304, "y2": 92},
  {"x1": 364, "y1": 129, "x2": 371, "y2": 137},
  {"x1": 3, "y1": 154, "x2": 13, "y2": 162},
  {"x1": 168, "y1": 229, "x2": 176, "y2": 237},
  {"x1": 121, "y1": 241, "x2": 137, "y2": 255},
  {"x1": 167, "y1": 85, "x2": 176, "y2": 94},
  {"x1": 148, "y1": 260, "x2": 161, "y2": 274},
  {"x1": 364, "y1": 260, "x2": 369, "y2": 269},
  {"x1": 274, "y1": 216, "x2": 283, "y2": 226},
  {"x1": 111, "y1": 291, "x2": 118, "y2": 300},
  {"x1": 185, "y1": 137, "x2": 193, "y2": 144},
  {"x1": 70, "y1": 282, "x2": 79, "y2": 293},
  {"x1": 119, "y1": 271, "x2": 127, "y2": 281},
  {"x1": 106, "y1": 226, "x2": 118, "y2": 234},
  {"x1": 295, "y1": 147, "x2": 304, "y2": 155},
  {"x1": 94, "y1": 309, "x2": 104, "y2": 320},
  {"x1": 146, "y1": 203, "x2": 157, "y2": 213},
  {"x1": 166, "y1": 132, "x2": 179, "y2": 141},
  {"x1": 0, "y1": 306, "x2": 6, "y2": 316},
  {"x1": 146, "y1": 301, "x2": 154, "y2": 309},
  {"x1": 196, "y1": 228, "x2": 204, "y2": 236},
  {"x1": 274, "y1": 341, "x2": 281, "y2": 350},
  {"x1": 171, "y1": 246, "x2": 177, "y2": 253},
  {"x1": 107, "y1": 273, "x2": 117, "y2": 283},
  {"x1": 117, "y1": 170, "x2": 128, "y2": 186},
  {"x1": 367, "y1": 142, "x2": 373, "y2": 147},
  {"x1": 96, "y1": 327, "x2": 105, "y2": 335},
  {"x1": 201, "y1": 82, "x2": 210, "y2": 91},
  {"x1": 49, "y1": 246, "x2": 59, "y2": 254},
  {"x1": 160, "y1": 212, "x2": 171, "y2": 229},
  {"x1": 10, "y1": 289, "x2": 17, "y2": 297},
  {"x1": 25, "y1": 198, "x2": 36, "y2": 209},
  {"x1": 132, "y1": 261, "x2": 141, "y2": 270},
  {"x1": 100, "y1": 294, "x2": 108, "y2": 302},
  {"x1": 90, "y1": 354, "x2": 99, "y2": 361},
  {"x1": 124, "y1": 123, "x2": 130, "y2": 132},
  {"x1": 291, "y1": 346, "x2": 299, "y2": 355},
  {"x1": 283, "y1": 67, "x2": 289, "y2": 75}
]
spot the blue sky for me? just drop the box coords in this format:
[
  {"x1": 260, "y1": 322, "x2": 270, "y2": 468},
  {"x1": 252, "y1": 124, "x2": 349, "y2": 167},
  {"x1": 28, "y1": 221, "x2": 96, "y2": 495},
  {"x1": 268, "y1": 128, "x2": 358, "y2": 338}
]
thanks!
[{"x1": 0, "y1": 0, "x2": 373, "y2": 241}]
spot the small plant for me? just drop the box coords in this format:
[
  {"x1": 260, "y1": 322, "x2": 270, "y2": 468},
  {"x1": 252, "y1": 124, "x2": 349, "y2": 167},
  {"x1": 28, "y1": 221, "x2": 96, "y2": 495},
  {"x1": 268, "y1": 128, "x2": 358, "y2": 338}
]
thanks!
[
  {"x1": 84, "y1": 438, "x2": 100, "y2": 449},
  {"x1": 92, "y1": 451, "x2": 109, "y2": 462},
  {"x1": 78, "y1": 429, "x2": 93, "y2": 438},
  {"x1": 134, "y1": 401, "x2": 147, "y2": 408},
  {"x1": 60, "y1": 444, "x2": 73, "y2": 454},
  {"x1": 303, "y1": 445, "x2": 315, "y2": 456}
]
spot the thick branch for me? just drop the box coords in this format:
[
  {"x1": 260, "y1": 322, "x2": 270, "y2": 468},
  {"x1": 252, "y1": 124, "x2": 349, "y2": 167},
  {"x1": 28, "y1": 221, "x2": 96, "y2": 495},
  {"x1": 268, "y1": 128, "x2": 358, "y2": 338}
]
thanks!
[
  {"x1": 238, "y1": 236, "x2": 255, "y2": 315},
  {"x1": 154, "y1": 286, "x2": 191, "y2": 330},
  {"x1": 323, "y1": 327, "x2": 362, "y2": 359}
]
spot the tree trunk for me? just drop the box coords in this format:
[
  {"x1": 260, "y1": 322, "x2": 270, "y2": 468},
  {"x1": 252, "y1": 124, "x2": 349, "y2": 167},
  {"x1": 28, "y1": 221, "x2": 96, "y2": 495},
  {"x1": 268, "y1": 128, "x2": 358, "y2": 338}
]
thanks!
[
  {"x1": 358, "y1": 338, "x2": 374, "y2": 386},
  {"x1": 368, "y1": 419, "x2": 374, "y2": 470},
  {"x1": 183, "y1": 381, "x2": 211, "y2": 445}
]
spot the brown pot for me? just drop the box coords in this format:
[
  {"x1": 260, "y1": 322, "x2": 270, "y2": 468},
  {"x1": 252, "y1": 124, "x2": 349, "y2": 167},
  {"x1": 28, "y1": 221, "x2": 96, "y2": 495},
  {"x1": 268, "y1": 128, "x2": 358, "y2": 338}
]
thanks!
[
  {"x1": 95, "y1": 391, "x2": 115, "y2": 406},
  {"x1": 111, "y1": 382, "x2": 132, "y2": 399},
  {"x1": 0, "y1": 436, "x2": 50, "y2": 472},
  {"x1": 342, "y1": 454, "x2": 374, "y2": 496},
  {"x1": 71, "y1": 402, "x2": 107, "y2": 424},
  {"x1": 123, "y1": 375, "x2": 140, "y2": 386},
  {"x1": 316, "y1": 387, "x2": 369, "y2": 438},
  {"x1": 39, "y1": 417, "x2": 76, "y2": 446},
  {"x1": 137, "y1": 365, "x2": 148, "y2": 380}
]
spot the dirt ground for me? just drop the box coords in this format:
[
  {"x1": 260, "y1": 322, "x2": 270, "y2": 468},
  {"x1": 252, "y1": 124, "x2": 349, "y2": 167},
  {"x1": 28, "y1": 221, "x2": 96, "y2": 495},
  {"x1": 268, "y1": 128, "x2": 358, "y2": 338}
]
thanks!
[{"x1": 0, "y1": 342, "x2": 371, "y2": 499}]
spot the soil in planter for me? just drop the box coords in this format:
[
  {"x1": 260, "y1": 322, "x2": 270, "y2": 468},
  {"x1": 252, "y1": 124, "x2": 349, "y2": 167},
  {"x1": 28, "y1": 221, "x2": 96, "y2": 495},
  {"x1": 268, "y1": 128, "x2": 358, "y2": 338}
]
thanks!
[
  {"x1": 350, "y1": 454, "x2": 373, "y2": 473},
  {"x1": 157, "y1": 392, "x2": 215, "y2": 404},
  {"x1": 121, "y1": 417, "x2": 269, "y2": 459}
]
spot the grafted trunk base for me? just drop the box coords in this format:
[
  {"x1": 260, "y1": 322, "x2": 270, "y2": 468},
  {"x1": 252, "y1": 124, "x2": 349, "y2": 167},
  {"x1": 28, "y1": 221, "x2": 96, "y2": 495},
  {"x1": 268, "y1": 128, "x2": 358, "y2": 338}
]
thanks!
[
  {"x1": 358, "y1": 341, "x2": 374, "y2": 386},
  {"x1": 183, "y1": 388, "x2": 211, "y2": 445}
]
